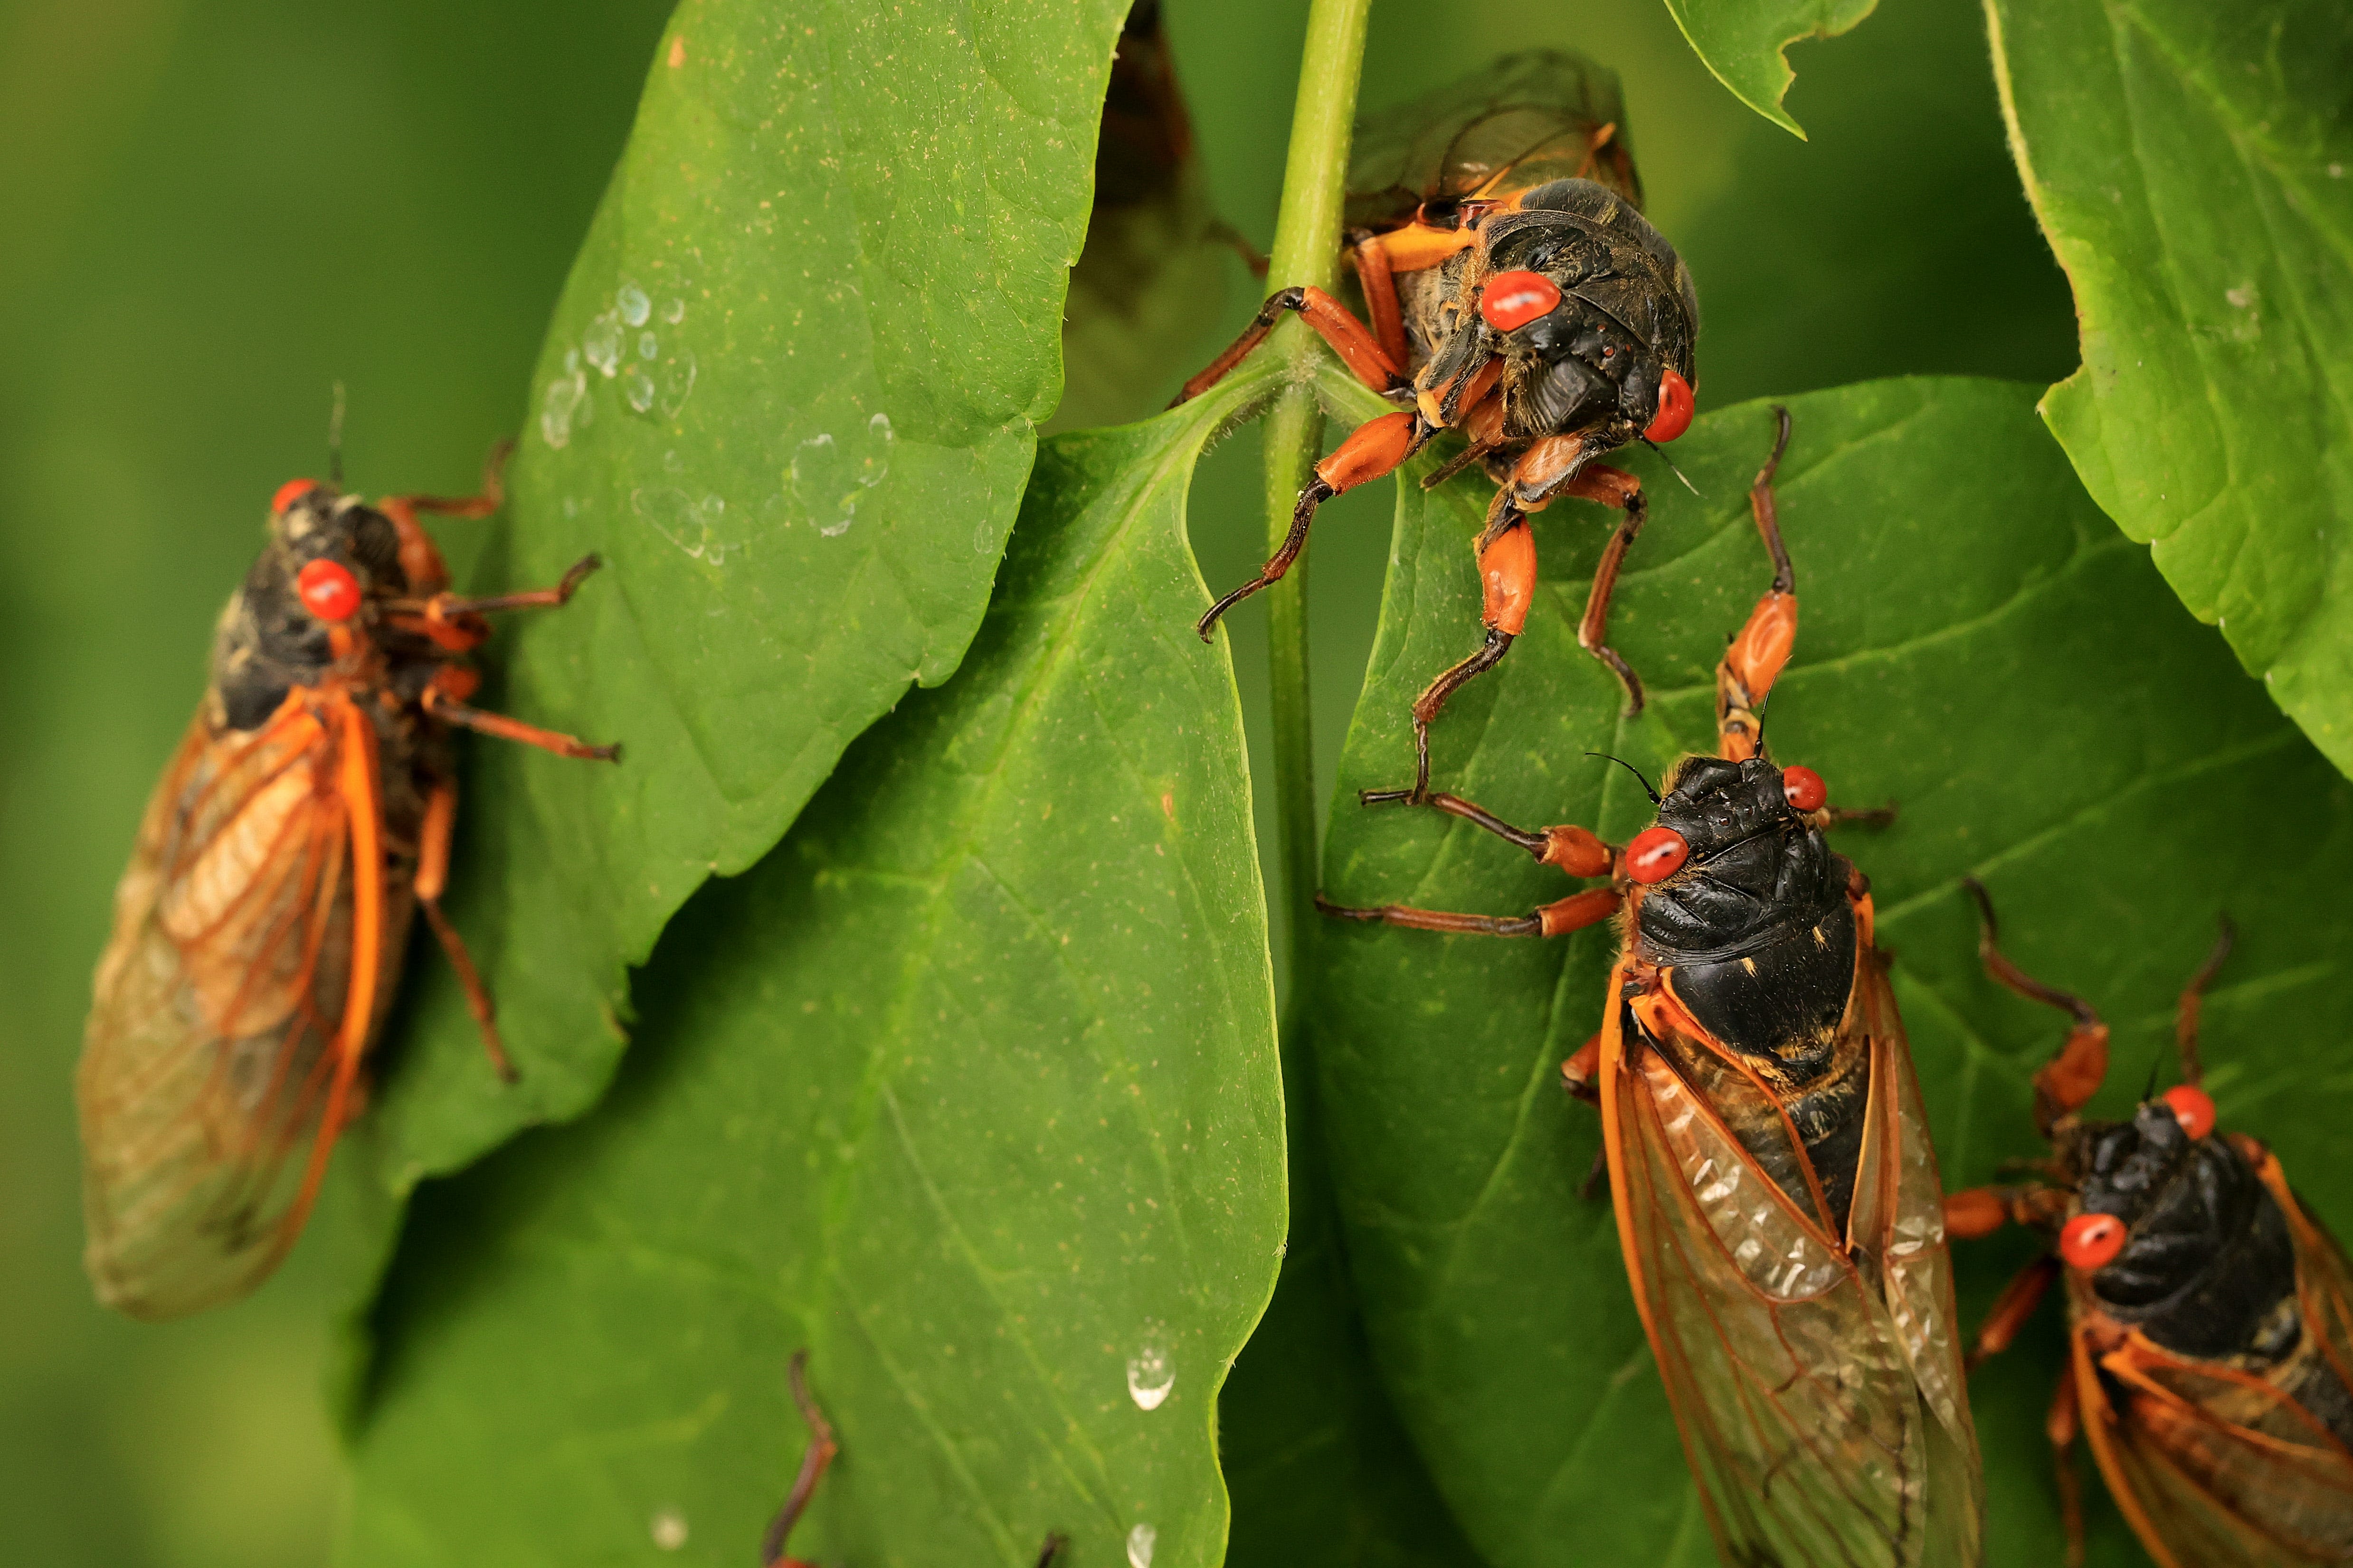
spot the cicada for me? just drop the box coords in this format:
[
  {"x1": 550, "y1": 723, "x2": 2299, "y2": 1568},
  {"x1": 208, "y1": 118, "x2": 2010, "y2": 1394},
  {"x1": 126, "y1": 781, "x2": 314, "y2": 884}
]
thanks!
[
  {"x1": 761, "y1": 1351, "x2": 1064, "y2": 1568},
  {"x1": 1323, "y1": 411, "x2": 1984, "y2": 1567},
  {"x1": 78, "y1": 452, "x2": 616, "y2": 1319},
  {"x1": 1176, "y1": 50, "x2": 1698, "y2": 791},
  {"x1": 1946, "y1": 885, "x2": 2353, "y2": 1567}
]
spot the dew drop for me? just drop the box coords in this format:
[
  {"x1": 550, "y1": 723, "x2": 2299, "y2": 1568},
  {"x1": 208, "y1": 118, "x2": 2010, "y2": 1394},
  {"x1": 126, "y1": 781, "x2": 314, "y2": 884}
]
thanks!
[
  {"x1": 1127, "y1": 1324, "x2": 1175, "y2": 1411},
  {"x1": 660, "y1": 349, "x2": 698, "y2": 417},
  {"x1": 663, "y1": 296, "x2": 686, "y2": 323},
  {"x1": 649, "y1": 1509, "x2": 688, "y2": 1550},
  {"x1": 1127, "y1": 1522, "x2": 1156, "y2": 1568},
  {"x1": 664, "y1": 449, "x2": 684, "y2": 472},
  {"x1": 563, "y1": 348, "x2": 580, "y2": 374},
  {"x1": 540, "y1": 370, "x2": 586, "y2": 449},
  {"x1": 625, "y1": 367, "x2": 656, "y2": 413},
  {"x1": 639, "y1": 331, "x2": 659, "y2": 359},
  {"x1": 582, "y1": 312, "x2": 622, "y2": 377},
  {"x1": 617, "y1": 283, "x2": 652, "y2": 327}
]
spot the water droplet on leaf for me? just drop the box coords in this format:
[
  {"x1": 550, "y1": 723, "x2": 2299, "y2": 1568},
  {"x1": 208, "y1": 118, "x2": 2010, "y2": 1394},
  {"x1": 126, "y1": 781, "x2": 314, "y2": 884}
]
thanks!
[{"x1": 1127, "y1": 1324, "x2": 1175, "y2": 1410}]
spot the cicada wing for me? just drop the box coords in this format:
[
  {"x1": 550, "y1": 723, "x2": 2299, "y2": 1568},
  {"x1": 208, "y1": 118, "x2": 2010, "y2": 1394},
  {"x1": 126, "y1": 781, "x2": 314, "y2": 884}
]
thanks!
[
  {"x1": 78, "y1": 704, "x2": 395, "y2": 1318},
  {"x1": 1843, "y1": 955, "x2": 1984, "y2": 1564},
  {"x1": 2076, "y1": 1319, "x2": 2353, "y2": 1568},
  {"x1": 1345, "y1": 50, "x2": 1641, "y2": 233},
  {"x1": 1602, "y1": 980, "x2": 1953, "y2": 1568}
]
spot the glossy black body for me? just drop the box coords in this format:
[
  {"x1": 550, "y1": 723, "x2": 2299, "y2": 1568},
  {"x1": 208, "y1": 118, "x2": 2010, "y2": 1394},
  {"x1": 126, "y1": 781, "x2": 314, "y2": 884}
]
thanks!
[
  {"x1": 1631, "y1": 755, "x2": 1869, "y2": 1228},
  {"x1": 2068, "y1": 1105, "x2": 2353, "y2": 1442}
]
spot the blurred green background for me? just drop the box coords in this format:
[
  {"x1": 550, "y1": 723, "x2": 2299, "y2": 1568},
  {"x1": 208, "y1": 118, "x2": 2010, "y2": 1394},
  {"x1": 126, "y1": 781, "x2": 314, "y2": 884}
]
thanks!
[{"x1": 0, "y1": 0, "x2": 2069, "y2": 1562}]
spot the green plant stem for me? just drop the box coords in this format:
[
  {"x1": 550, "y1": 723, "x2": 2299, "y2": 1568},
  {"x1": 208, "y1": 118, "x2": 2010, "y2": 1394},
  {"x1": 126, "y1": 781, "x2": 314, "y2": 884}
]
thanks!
[{"x1": 1260, "y1": 0, "x2": 1372, "y2": 1000}]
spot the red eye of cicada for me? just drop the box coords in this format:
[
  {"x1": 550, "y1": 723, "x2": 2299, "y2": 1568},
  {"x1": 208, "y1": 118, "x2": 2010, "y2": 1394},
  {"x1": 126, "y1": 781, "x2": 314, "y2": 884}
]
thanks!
[
  {"x1": 1783, "y1": 765, "x2": 1827, "y2": 812},
  {"x1": 273, "y1": 478, "x2": 319, "y2": 514},
  {"x1": 2059, "y1": 1212, "x2": 2128, "y2": 1272},
  {"x1": 2162, "y1": 1084, "x2": 2217, "y2": 1140},
  {"x1": 1479, "y1": 270, "x2": 1561, "y2": 332},
  {"x1": 1625, "y1": 825, "x2": 1689, "y2": 885},
  {"x1": 1645, "y1": 367, "x2": 1694, "y2": 443},
  {"x1": 296, "y1": 558, "x2": 362, "y2": 622}
]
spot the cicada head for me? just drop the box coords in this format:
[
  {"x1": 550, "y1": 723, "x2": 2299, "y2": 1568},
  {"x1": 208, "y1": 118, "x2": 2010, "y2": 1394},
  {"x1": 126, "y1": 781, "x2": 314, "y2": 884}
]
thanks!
[
  {"x1": 1625, "y1": 754, "x2": 1857, "y2": 1067},
  {"x1": 1466, "y1": 179, "x2": 1698, "y2": 461},
  {"x1": 206, "y1": 480, "x2": 408, "y2": 730},
  {"x1": 2059, "y1": 1098, "x2": 2296, "y2": 1356},
  {"x1": 1634, "y1": 756, "x2": 1841, "y2": 942}
]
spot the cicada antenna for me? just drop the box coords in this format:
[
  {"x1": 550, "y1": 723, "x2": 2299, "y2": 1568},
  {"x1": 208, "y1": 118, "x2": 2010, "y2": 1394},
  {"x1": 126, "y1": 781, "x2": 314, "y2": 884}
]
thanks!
[
  {"x1": 1585, "y1": 751, "x2": 1660, "y2": 804},
  {"x1": 1641, "y1": 436, "x2": 1702, "y2": 496},
  {"x1": 328, "y1": 381, "x2": 348, "y2": 487}
]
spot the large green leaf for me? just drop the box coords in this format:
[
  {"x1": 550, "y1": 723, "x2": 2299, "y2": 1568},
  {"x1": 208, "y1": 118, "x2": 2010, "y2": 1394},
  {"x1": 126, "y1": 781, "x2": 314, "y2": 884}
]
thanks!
[
  {"x1": 1986, "y1": 0, "x2": 2353, "y2": 778},
  {"x1": 1313, "y1": 377, "x2": 2353, "y2": 1566},
  {"x1": 342, "y1": 372, "x2": 1285, "y2": 1566},
  {"x1": 1659, "y1": 0, "x2": 1879, "y2": 137},
  {"x1": 360, "y1": 0, "x2": 1135, "y2": 1190}
]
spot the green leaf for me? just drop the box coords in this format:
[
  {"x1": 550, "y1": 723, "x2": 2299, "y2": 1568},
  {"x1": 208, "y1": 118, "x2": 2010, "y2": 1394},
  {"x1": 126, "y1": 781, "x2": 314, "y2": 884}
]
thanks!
[
  {"x1": 1313, "y1": 377, "x2": 2353, "y2": 1565},
  {"x1": 1220, "y1": 1024, "x2": 1488, "y2": 1568},
  {"x1": 342, "y1": 375, "x2": 1286, "y2": 1566},
  {"x1": 1986, "y1": 0, "x2": 2353, "y2": 778},
  {"x1": 1660, "y1": 0, "x2": 1879, "y2": 137},
  {"x1": 358, "y1": 0, "x2": 1139, "y2": 1191}
]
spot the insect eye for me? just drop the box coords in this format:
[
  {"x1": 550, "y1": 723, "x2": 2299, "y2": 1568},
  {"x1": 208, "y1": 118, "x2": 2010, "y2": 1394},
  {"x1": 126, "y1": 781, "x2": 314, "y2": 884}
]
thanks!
[
  {"x1": 273, "y1": 478, "x2": 320, "y2": 515},
  {"x1": 1644, "y1": 366, "x2": 1695, "y2": 443},
  {"x1": 2161, "y1": 1084, "x2": 2216, "y2": 1140},
  {"x1": 1624, "y1": 825, "x2": 1689, "y2": 885},
  {"x1": 1479, "y1": 270, "x2": 1561, "y2": 332},
  {"x1": 296, "y1": 558, "x2": 363, "y2": 622},
  {"x1": 1782, "y1": 765, "x2": 1827, "y2": 812},
  {"x1": 2059, "y1": 1212, "x2": 2128, "y2": 1272}
]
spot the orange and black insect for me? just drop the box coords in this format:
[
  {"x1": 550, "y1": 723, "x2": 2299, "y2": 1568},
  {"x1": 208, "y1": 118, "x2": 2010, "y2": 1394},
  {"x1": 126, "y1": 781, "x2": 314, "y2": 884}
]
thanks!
[
  {"x1": 1322, "y1": 412, "x2": 1983, "y2": 1567},
  {"x1": 761, "y1": 1351, "x2": 1064, "y2": 1568},
  {"x1": 1946, "y1": 886, "x2": 2353, "y2": 1567},
  {"x1": 1176, "y1": 50, "x2": 1698, "y2": 790},
  {"x1": 77, "y1": 445, "x2": 616, "y2": 1320}
]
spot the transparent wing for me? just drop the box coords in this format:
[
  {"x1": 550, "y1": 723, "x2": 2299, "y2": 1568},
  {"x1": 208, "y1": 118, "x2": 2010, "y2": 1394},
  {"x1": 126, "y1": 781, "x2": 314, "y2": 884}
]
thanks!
[
  {"x1": 1844, "y1": 956, "x2": 1984, "y2": 1565},
  {"x1": 1603, "y1": 957, "x2": 1974, "y2": 1567},
  {"x1": 1345, "y1": 49, "x2": 1641, "y2": 232},
  {"x1": 77, "y1": 704, "x2": 378, "y2": 1319}
]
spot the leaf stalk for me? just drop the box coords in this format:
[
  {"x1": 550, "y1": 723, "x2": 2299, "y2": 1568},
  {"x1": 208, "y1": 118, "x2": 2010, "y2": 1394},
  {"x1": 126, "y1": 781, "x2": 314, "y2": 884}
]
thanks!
[{"x1": 1260, "y1": 0, "x2": 1371, "y2": 999}]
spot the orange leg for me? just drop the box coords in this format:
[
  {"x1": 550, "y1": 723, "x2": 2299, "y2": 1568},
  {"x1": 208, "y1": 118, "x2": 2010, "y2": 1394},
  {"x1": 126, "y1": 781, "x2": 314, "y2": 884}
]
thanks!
[
  {"x1": 1560, "y1": 1033, "x2": 1603, "y2": 1104},
  {"x1": 1316, "y1": 886, "x2": 1620, "y2": 940},
  {"x1": 1715, "y1": 409, "x2": 1799, "y2": 759},
  {"x1": 421, "y1": 675, "x2": 621, "y2": 761},
  {"x1": 1565, "y1": 464, "x2": 1651, "y2": 716},
  {"x1": 1172, "y1": 285, "x2": 1405, "y2": 406},
  {"x1": 1356, "y1": 786, "x2": 1614, "y2": 880},
  {"x1": 1963, "y1": 878, "x2": 2112, "y2": 1136},
  {"x1": 412, "y1": 779, "x2": 515, "y2": 1083},
  {"x1": 1388, "y1": 492, "x2": 1533, "y2": 795},
  {"x1": 1348, "y1": 229, "x2": 1410, "y2": 370},
  {"x1": 761, "y1": 1351, "x2": 840, "y2": 1568},
  {"x1": 394, "y1": 553, "x2": 604, "y2": 653},
  {"x1": 378, "y1": 440, "x2": 514, "y2": 596},
  {"x1": 1197, "y1": 410, "x2": 1427, "y2": 638},
  {"x1": 1963, "y1": 1253, "x2": 2059, "y2": 1371},
  {"x1": 2174, "y1": 916, "x2": 2235, "y2": 1086},
  {"x1": 2048, "y1": 1368, "x2": 2086, "y2": 1568}
]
